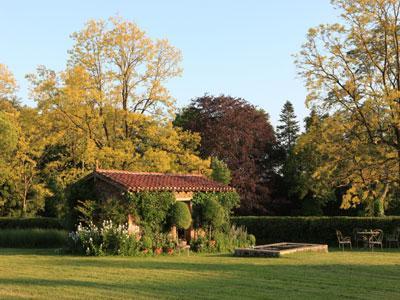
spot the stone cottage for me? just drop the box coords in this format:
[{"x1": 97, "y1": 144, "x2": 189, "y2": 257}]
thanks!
[{"x1": 81, "y1": 169, "x2": 234, "y2": 241}]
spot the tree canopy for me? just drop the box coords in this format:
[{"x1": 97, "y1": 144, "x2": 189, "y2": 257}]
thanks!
[
  {"x1": 296, "y1": 0, "x2": 400, "y2": 215},
  {"x1": 175, "y1": 95, "x2": 276, "y2": 215},
  {"x1": 0, "y1": 19, "x2": 210, "y2": 218},
  {"x1": 277, "y1": 101, "x2": 300, "y2": 153}
]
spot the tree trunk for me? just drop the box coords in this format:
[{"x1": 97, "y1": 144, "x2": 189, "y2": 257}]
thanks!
[
  {"x1": 374, "y1": 184, "x2": 389, "y2": 217},
  {"x1": 21, "y1": 195, "x2": 27, "y2": 217}
]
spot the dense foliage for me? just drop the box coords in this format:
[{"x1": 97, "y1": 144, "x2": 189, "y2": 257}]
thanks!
[
  {"x1": 210, "y1": 157, "x2": 231, "y2": 185},
  {"x1": 0, "y1": 229, "x2": 67, "y2": 248},
  {"x1": 0, "y1": 217, "x2": 64, "y2": 230},
  {"x1": 0, "y1": 18, "x2": 210, "y2": 218},
  {"x1": 233, "y1": 216, "x2": 400, "y2": 246},
  {"x1": 6, "y1": 1, "x2": 400, "y2": 221},
  {"x1": 276, "y1": 101, "x2": 300, "y2": 152},
  {"x1": 66, "y1": 189, "x2": 247, "y2": 255},
  {"x1": 192, "y1": 192, "x2": 240, "y2": 227},
  {"x1": 67, "y1": 180, "x2": 176, "y2": 234},
  {"x1": 190, "y1": 225, "x2": 255, "y2": 253},
  {"x1": 271, "y1": 101, "x2": 302, "y2": 215},
  {"x1": 189, "y1": 191, "x2": 254, "y2": 252},
  {"x1": 200, "y1": 198, "x2": 225, "y2": 230},
  {"x1": 169, "y1": 202, "x2": 191, "y2": 230},
  {"x1": 126, "y1": 192, "x2": 175, "y2": 234},
  {"x1": 295, "y1": 0, "x2": 400, "y2": 216},
  {"x1": 175, "y1": 95, "x2": 276, "y2": 215},
  {"x1": 68, "y1": 221, "x2": 141, "y2": 256}
]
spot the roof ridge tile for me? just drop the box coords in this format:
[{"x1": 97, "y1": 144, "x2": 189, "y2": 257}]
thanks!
[
  {"x1": 93, "y1": 169, "x2": 234, "y2": 192},
  {"x1": 96, "y1": 169, "x2": 206, "y2": 177}
]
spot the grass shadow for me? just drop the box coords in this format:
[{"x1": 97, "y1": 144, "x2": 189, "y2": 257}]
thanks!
[
  {"x1": 0, "y1": 248, "x2": 64, "y2": 256},
  {"x1": 1, "y1": 262, "x2": 400, "y2": 299}
]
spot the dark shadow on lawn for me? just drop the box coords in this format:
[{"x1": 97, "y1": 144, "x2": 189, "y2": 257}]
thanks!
[
  {"x1": 0, "y1": 248, "x2": 63, "y2": 256},
  {"x1": 329, "y1": 247, "x2": 400, "y2": 253},
  {"x1": 45, "y1": 253, "x2": 400, "y2": 275},
  {"x1": 1, "y1": 264, "x2": 400, "y2": 299}
]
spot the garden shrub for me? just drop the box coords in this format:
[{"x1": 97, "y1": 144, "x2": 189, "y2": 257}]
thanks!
[
  {"x1": 202, "y1": 197, "x2": 225, "y2": 230},
  {"x1": 126, "y1": 192, "x2": 175, "y2": 233},
  {"x1": 67, "y1": 220, "x2": 179, "y2": 256},
  {"x1": 189, "y1": 192, "x2": 247, "y2": 253},
  {"x1": 190, "y1": 225, "x2": 255, "y2": 253},
  {"x1": 0, "y1": 217, "x2": 64, "y2": 230},
  {"x1": 192, "y1": 192, "x2": 240, "y2": 226},
  {"x1": 192, "y1": 195, "x2": 226, "y2": 231},
  {"x1": 169, "y1": 202, "x2": 191, "y2": 230},
  {"x1": 0, "y1": 229, "x2": 68, "y2": 248},
  {"x1": 190, "y1": 235, "x2": 211, "y2": 253},
  {"x1": 232, "y1": 216, "x2": 400, "y2": 246},
  {"x1": 67, "y1": 220, "x2": 141, "y2": 256},
  {"x1": 141, "y1": 235, "x2": 153, "y2": 253},
  {"x1": 213, "y1": 226, "x2": 256, "y2": 252}
]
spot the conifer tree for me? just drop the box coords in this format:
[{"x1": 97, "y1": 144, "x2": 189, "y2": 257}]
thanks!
[
  {"x1": 275, "y1": 101, "x2": 301, "y2": 214},
  {"x1": 276, "y1": 101, "x2": 300, "y2": 153}
]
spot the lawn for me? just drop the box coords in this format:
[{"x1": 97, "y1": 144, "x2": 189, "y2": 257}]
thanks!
[{"x1": 0, "y1": 249, "x2": 399, "y2": 299}]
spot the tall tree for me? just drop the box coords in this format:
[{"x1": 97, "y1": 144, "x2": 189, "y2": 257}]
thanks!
[
  {"x1": 67, "y1": 17, "x2": 182, "y2": 143},
  {"x1": 276, "y1": 101, "x2": 300, "y2": 153},
  {"x1": 175, "y1": 95, "x2": 276, "y2": 215},
  {"x1": 27, "y1": 18, "x2": 209, "y2": 178},
  {"x1": 0, "y1": 66, "x2": 49, "y2": 216},
  {"x1": 274, "y1": 101, "x2": 301, "y2": 215},
  {"x1": 0, "y1": 111, "x2": 18, "y2": 156},
  {"x1": 291, "y1": 111, "x2": 333, "y2": 215},
  {"x1": 0, "y1": 63, "x2": 19, "y2": 105},
  {"x1": 296, "y1": 0, "x2": 400, "y2": 215},
  {"x1": 12, "y1": 108, "x2": 51, "y2": 216}
]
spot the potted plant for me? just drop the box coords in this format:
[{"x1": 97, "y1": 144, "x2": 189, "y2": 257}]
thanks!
[
  {"x1": 141, "y1": 236, "x2": 153, "y2": 254},
  {"x1": 154, "y1": 247, "x2": 163, "y2": 255},
  {"x1": 153, "y1": 233, "x2": 164, "y2": 255},
  {"x1": 164, "y1": 239, "x2": 176, "y2": 255},
  {"x1": 209, "y1": 239, "x2": 216, "y2": 248},
  {"x1": 190, "y1": 236, "x2": 206, "y2": 252}
]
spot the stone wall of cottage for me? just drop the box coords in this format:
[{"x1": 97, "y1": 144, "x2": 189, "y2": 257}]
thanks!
[
  {"x1": 93, "y1": 178, "x2": 124, "y2": 202},
  {"x1": 92, "y1": 177, "x2": 194, "y2": 241}
]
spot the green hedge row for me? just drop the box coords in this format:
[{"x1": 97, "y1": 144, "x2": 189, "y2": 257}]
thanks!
[
  {"x1": 232, "y1": 216, "x2": 400, "y2": 246},
  {"x1": 0, "y1": 217, "x2": 64, "y2": 230},
  {"x1": 0, "y1": 229, "x2": 68, "y2": 248}
]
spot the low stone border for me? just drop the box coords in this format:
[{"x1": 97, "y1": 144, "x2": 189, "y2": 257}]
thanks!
[{"x1": 234, "y1": 242, "x2": 328, "y2": 258}]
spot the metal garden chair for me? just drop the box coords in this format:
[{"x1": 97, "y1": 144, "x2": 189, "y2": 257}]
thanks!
[
  {"x1": 368, "y1": 229, "x2": 384, "y2": 251},
  {"x1": 336, "y1": 230, "x2": 352, "y2": 251}
]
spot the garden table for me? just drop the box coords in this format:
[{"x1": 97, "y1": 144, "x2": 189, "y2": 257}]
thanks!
[{"x1": 357, "y1": 231, "x2": 377, "y2": 248}]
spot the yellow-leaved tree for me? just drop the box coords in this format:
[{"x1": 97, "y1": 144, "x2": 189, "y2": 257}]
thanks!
[
  {"x1": 0, "y1": 64, "x2": 51, "y2": 216},
  {"x1": 0, "y1": 63, "x2": 18, "y2": 105},
  {"x1": 296, "y1": 0, "x2": 400, "y2": 215},
  {"x1": 26, "y1": 18, "x2": 210, "y2": 204}
]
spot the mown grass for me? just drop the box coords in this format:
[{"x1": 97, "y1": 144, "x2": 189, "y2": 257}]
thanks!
[{"x1": 0, "y1": 248, "x2": 399, "y2": 299}]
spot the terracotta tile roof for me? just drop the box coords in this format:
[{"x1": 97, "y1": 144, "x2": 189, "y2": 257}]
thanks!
[{"x1": 94, "y1": 169, "x2": 234, "y2": 192}]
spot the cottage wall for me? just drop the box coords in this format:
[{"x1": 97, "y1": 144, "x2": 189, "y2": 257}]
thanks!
[
  {"x1": 92, "y1": 175, "x2": 195, "y2": 241},
  {"x1": 93, "y1": 177, "x2": 124, "y2": 202}
]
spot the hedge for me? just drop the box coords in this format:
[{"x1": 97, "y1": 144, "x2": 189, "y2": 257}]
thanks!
[
  {"x1": 0, "y1": 217, "x2": 64, "y2": 230},
  {"x1": 0, "y1": 229, "x2": 68, "y2": 248},
  {"x1": 232, "y1": 216, "x2": 400, "y2": 246}
]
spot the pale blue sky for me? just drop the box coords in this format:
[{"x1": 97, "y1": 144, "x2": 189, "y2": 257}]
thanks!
[{"x1": 0, "y1": 1, "x2": 338, "y2": 126}]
